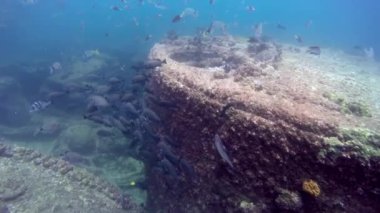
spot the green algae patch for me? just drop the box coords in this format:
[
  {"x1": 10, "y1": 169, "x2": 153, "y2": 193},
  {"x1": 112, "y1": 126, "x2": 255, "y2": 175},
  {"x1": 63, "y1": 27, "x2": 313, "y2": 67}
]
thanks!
[
  {"x1": 321, "y1": 128, "x2": 380, "y2": 161},
  {"x1": 343, "y1": 102, "x2": 372, "y2": 117},
  {"x1": 322, "y1": 92, "x2": 371, "y2": 117},
  {"x1": 322, "y1": 92, "x2": 345, "y2": 105}
]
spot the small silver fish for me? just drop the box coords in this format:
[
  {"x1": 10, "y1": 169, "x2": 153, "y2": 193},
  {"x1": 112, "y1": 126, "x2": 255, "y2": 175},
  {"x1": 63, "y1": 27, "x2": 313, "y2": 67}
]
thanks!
[
  {"x1": 214, "y1": 134, "x2": 234, "y2": 168},
  {"x1": 29, "y1": 100, "x2": 51, "y2": 113}
]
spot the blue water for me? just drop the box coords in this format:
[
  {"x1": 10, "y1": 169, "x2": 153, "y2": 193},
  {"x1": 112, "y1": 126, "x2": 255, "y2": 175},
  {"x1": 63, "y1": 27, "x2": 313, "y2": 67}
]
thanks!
[{"x1": 0, "y1": 0, "x2": 379, "y2": 65}]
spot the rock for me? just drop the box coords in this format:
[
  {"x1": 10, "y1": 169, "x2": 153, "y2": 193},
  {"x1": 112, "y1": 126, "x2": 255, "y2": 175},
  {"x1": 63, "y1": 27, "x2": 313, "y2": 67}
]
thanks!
[
  {"x1": 239, "y1": 200, "x2": 259, "y2": 213},
  {"x1": 275, "y1": 189, "x2": 303, "y2": 211},
  {"x1": 0, "y1": 143, "x2": 142, "y2": 212},
  {"x1": 0, "y1": 76, "x2": 30, "y2": 127},
  {"x1": 0, "y1": 177, "x2": 27, "y2": 202},
  {"x1": 247, "y1": 41, "x2": 281, "y2": 64},
  {"x1": 59, "y1": 124, "x2": 96, "y2": 155},
  {"x1": 144, "y1": 36, "x2": 380, "y2": 212}
]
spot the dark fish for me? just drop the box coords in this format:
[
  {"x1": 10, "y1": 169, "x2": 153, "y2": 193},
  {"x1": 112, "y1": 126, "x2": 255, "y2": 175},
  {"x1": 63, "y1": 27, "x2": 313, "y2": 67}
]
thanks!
[
  {"x1": 143, "y1": 107, "x2": 161, "y2": 122},
  {"x1": 111, "y1": 6, "x2": 120, "y2": 11},
  {"x1": 144, "y1": 87, "x2": 155, "y2": 95},
  {"x1": 108, "y1": 77, "x2": 123, "y2": 84},
  {"x1": 166, "y1": 30, "x2": 178, "y2": 40},
  {"x1": 246, "y1": 5, "x2": 256, "y2": 12},
  {"x1": 157, "y1": 140, "x2": 178, "y2": 164},
  {"x1": 146, "y1": 95, "x2": 178, "y2": 109},
  {"x1": 145, "y1": 34, "x2": 152, "y2": 41},
  {"x1": 121, "y1": 102, "x2": 139, "y2": 116},
  {"x1": 178, "y1": 158, "x2": 197, "y2": 181},
  {"x1": 305, "y1": 19, "x2": 313, "y2": 28},
  {"x1": 61, "y1": 151, "x2": 91, "y2": 166},
  {"x1": 248, "y1": 37, "x2": 260, "y2": 43},
  {"x1": 83, "y1": 114, "x2": 113, "y2": 127},
  {"x1": 214, "y1": 134, "x2": 234, "y2": 168},
  {"x1": 209, "y1": 0, "x2": 215, "y2": 5},
  {"x1": 142, "y1": 123, "x2": 160, "y2": 141},
  {"x1": 205, "y1": 22, "x2": 213, "y2": 34},
  {"x1": 114, "y1": 114, "x2": 132, "y2": 127},
  {"x1": 97, "y1": 129, "x2": 113, "y2": 137},
  {"x1": 86, "y1": 104, "x2": 98, "y2": 114},
  {"x1": 132, "y1": 59, "x2": 167, "y2": 70},
  {"x1": 33, "y1": 121, "x2": 61, "y2": 137},
  {"x1": 144, "y1": 59, "x2": 167, "y2": 69},
  {"x1": 113, "y1": 119, "x2": 128, "y2": 133},
  {"x1": 132, "y1": 75, "x2": 147, "y2": 84},
  {"x1": 158, "y1": 158, "x2": 178, "y2": 177},
  {"x1": 0, "y1": 144, "x2": 12, "y2": 158},
  {"x1": 46, "y1": 91, "x2": 68, "y2": 100},
  {"x1": 135, "y1": 179, "x2": 148, "y2": 190},
  {"x1": 172, "y1": 14, "x2": 182, "y2": 23},
  {"x1": 294, "y1": 34, "x2": 303, "y2": 43},
  {"x1": 86, "y1": 95, "x2": 110, "y2": 113},
  {"x1": 276, "y1": 24, "x2": 286, "y2": 30},
  {"x1": 121, "y1": 92, "x2": 135, "y2": 102},
  {"x1": 307, "y1": 46, "x2": 321, "y2": 55},
  {"x1": 105, "y1": 94, "x2": 121, "y2": 103},
  {"x1": 133, "y1": 129, "x2": 144, "y2": 143},
  {"x1": 87, "y1": 95, "x2": 110, "y2": 108}
]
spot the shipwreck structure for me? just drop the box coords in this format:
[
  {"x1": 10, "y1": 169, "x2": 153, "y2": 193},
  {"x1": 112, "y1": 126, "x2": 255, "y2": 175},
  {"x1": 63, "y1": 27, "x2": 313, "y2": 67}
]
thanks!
[{"x1": 145, "y1": 36, "x2": 380, "y2": 212}]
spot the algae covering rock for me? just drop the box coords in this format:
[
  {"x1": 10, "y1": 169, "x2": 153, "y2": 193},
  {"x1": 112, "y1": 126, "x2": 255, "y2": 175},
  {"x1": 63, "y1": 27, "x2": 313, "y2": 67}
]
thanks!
[
  {"x1": 144, "y1": 36, "x2": 380, "y2": 212},
  {"x1": 322, "y1": 92, "x2": 372, "y2": 117},
  {"x1": 0, "y1": 143, "x2": 142, "y2": 213},
  {"x1": 320, "y1": 128, "x2": 380, "y2": 164},
  {"x1": 274, "y1": 189, "x2": 303, "y2": 211}
]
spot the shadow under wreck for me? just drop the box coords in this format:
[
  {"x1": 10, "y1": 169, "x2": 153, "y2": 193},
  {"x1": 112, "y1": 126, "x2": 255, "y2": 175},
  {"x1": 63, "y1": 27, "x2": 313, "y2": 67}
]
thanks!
[{"x1": 144, "y1": 35, "x2": 380, "y2": 212}]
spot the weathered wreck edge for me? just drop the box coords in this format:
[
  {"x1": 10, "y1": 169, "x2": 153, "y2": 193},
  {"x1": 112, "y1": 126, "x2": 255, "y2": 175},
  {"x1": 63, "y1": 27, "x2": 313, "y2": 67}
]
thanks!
[{"x1": 145, "y1": 67, "x2": 380, "y2": 212}]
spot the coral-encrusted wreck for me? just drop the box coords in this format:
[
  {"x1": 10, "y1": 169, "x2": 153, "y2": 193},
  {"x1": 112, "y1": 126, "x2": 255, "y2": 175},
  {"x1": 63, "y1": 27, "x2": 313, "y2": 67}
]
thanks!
[{"x1": 145, "y1": 36, "x2": 380, "y2": 212}]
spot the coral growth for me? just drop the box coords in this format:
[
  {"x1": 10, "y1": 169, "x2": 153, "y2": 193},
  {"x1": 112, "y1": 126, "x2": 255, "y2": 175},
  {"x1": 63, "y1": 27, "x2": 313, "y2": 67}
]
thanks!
[
  {"x1": 302, "y1": 179, "x2": 321, "y2": 197},
  {"x1": 275, "y1": 189, "x2": 303, "y2": 211}
]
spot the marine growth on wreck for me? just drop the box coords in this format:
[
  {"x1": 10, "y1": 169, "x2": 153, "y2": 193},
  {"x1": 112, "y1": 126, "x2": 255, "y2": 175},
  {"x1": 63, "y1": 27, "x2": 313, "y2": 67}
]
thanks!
[{"x1": 0, "y1": 1, "x2": 380, "y2": 213}]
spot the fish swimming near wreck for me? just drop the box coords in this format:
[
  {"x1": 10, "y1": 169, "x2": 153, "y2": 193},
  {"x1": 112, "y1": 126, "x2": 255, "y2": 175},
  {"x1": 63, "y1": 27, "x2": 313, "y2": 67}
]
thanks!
[
  {"x1": 246, "y1": 5, "x2": 256, "y2": 13},
  {"x1": 132, "y1": 59, "x2": 167, "y2": 70},
  {"x1": 29, "y1": 100, "x2": 51, "y2": 113},
  {"x1": 214, "y1": 134, "x2": 234, "y2": 169},
  {"x1": 276, "y1": 24, "x2": 287, "y2": 30},
  {"x1": 172, "y1": 8, "x2": 198, "y2": 23},
  {"x1": 294, "y1": 34, "x2": 303, "y2": 43},
  {"x1": 172, "y1": 14, "x2": 182, "y2": 23},
  {"x1": 142, "y1": 107, "x2": 161, "y2": 122},
  {"x1": 49, "y1": 62, "x2": 62, "y2": 75},
  {"x1": 83, "y1": 49, "x2": 100, "y2": 60},
  {"x1": 86, "y1": 95, "x2": 110, "y2": 113},
  {"x1": 307, "y1": 46, "x2": 321, "y2": 55}
]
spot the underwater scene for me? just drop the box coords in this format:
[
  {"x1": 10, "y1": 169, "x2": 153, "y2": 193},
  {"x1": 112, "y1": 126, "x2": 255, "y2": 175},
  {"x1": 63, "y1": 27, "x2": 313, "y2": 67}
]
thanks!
[{"x1": 0, "y1": 0, "x2": 380, "y2": 212}]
